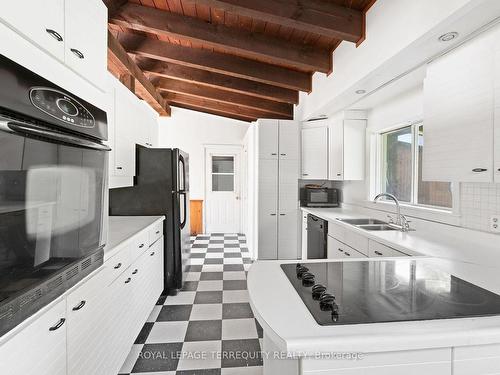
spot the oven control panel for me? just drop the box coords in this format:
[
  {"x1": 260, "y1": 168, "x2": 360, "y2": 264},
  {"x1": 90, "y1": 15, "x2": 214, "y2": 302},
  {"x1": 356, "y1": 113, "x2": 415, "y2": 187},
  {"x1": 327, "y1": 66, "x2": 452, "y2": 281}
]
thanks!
[{"x1": 30, "y1": 87, "x2": 95, "y2": 128}]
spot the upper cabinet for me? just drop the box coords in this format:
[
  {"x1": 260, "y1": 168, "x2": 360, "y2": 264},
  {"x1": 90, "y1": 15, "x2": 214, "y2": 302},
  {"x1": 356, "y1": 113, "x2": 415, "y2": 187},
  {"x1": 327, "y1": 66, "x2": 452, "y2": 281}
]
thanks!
[
  {"x1": 0, "y1": 0, "x2": 65, "y2": 62},
  {"x1": 108, "y1": 76, "x2": 160, "y2": 188},
  {"x1": 423, "y1": 25, "x2": 498, "y2": 183},
  {"x1": 301, "y1": 124, "x2": 329, "y2": 179},
  {"x1": 0, "y1": 0, "x2": 107, "y2": 91},
  {"x1": 328, "y1": 119, "x2": 366, "y2": 181},
  {"x1": 257, "y1": 119, "x2": 279, "y2": 159},
  {"x1": 64, "y1": 0, "x2": 107, "y2": 90}
]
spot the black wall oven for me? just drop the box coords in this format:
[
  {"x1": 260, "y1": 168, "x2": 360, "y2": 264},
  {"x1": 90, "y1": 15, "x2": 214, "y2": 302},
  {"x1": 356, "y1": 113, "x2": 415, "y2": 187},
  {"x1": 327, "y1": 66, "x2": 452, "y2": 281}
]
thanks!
[{"x1": 0, "y1": 54, "x2": 109, "y2": 336}]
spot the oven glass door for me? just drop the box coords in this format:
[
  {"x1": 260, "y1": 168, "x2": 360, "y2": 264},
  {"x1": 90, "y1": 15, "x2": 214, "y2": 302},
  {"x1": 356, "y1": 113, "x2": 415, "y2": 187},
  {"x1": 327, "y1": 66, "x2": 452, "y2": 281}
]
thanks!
[{"x1": 0, "y1": 128, "x2": 106, "y2": 302}]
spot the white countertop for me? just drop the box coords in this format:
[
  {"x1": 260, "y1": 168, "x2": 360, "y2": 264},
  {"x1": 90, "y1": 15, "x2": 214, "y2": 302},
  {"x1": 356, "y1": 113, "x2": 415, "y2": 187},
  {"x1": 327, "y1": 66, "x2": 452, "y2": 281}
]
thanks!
[
  {"x1": 247, "y1": 207, "x2": 500, "y2": 355},
  {"x1": 105, "y1": 215, "x2": 165, "y2": 260}
]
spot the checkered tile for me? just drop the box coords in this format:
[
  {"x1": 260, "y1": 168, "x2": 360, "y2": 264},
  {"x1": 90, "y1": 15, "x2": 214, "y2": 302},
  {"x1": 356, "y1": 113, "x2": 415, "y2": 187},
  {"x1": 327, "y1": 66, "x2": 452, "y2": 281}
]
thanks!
[{"x1": 119, "y1": 234, "x2": 263, "y2": 375}]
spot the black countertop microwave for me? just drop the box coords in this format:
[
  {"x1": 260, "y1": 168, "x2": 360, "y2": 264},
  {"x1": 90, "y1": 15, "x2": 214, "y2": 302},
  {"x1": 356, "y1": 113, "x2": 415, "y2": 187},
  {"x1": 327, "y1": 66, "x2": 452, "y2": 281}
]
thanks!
[{"x1": 300, "y1": 187, "x2": 339, "y2": 208}]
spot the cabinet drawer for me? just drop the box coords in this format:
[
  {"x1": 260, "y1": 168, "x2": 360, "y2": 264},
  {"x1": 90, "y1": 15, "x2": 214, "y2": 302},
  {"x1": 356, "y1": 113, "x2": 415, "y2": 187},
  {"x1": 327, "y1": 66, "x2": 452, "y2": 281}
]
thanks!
[
  {"x1": 368, "y1": 240, "x2": 408, "y2": 258},
  {"x1": 149, "y1": 221, "x2": 163, "y2": 246},
  {"x1": 343, "y1": 229, "x2": 369, "y2": 256},
  {"x1": 328, "y1": 236, "x2": 367, "y2": 259},
  {"x1": 104, "y1": 244, "x2": 131, "y2": 285},
  {"x1": 131, "y1": 231, "x2": 149, "y2": 262},
  {"x1": 328, "y1": 220, "x2": 346, "y2": 243}
]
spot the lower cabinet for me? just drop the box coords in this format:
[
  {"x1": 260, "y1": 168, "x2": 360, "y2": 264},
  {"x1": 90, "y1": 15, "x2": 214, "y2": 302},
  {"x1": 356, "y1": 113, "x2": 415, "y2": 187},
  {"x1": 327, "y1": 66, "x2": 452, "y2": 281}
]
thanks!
[
  {"x1": 0, "y1": 299, "x2": 67, "y2": 375},
  {"x1": 327, "y1": 236, "x2": 367, "y2": 259}
]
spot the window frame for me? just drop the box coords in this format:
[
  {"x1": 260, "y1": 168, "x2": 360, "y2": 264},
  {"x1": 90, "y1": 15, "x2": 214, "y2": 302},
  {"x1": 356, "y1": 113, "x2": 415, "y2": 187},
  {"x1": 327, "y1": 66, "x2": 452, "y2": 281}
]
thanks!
[{"x1": 376, "y1": 121, "x2": 455, "y2": 212}]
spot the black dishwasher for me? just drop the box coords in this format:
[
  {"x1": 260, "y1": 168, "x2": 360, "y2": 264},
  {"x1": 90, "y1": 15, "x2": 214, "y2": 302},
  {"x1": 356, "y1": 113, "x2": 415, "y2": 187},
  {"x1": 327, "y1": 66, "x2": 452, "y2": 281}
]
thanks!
[{"x1": 307, "y1": 215, "x2": 327, "y2": 259}]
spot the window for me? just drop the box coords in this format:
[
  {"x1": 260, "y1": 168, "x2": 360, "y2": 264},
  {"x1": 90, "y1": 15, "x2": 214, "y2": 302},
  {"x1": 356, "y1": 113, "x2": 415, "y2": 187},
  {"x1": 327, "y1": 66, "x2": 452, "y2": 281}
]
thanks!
[
  {"x1": 211, "y1": 156, "x2": 234, "y2": 192},
  {"x1": 380, "y1": 123, "x2": 452, "y2": 209}
]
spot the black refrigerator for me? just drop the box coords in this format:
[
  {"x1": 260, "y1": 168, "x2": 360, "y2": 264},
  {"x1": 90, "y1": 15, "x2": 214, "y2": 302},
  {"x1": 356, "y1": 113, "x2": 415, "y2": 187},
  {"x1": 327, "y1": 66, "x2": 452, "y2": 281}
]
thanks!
[{"x1": 109, "y1": 147, "x2": 190, "y2": 295}]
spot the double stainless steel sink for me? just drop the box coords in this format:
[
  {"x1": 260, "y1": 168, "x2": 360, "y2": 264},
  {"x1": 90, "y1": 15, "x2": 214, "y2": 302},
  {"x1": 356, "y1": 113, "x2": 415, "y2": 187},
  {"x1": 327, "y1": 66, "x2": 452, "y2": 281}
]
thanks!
[{"x1": 337, "y1": 218, "x2": 398, "y2": 231}]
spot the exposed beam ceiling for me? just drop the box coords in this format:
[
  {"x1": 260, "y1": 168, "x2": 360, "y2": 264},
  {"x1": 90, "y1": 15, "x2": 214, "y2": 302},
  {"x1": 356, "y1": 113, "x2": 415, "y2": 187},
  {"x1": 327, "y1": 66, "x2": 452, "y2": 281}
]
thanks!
[
  {"x1": 155, "y1": 78, "x2": 293, "y2": 117},
  {"x1": 107, "y1": 31, "x2": 171, "y2": 116},
  {"x1": 181, "y1": 0, "x2": 364, "y2": 42},
  {"x1": 165, "y1": 93, "x2": 293, "y2": 121},
  {"x1": 116, "y1": 33, "x2": 312, "y2": 92},
  {"x1": 110, "y1": 3, "x2": 331, "y2": 73},
  {"x1": 141, "y1": 60, "x2": 299, "y2": 104},
  {"x1": 104, "y1": 0, "x2": 375, "y2": 122}
]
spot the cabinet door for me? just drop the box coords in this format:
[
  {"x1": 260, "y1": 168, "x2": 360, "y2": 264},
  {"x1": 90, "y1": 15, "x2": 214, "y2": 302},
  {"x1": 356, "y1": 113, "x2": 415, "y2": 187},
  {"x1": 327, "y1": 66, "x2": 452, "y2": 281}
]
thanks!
[
  {"x1": 0, "y1": 299, "x2": 67, "y2": 375},
  {"x1": 301, "y1": 213, "x2": 308, "y2": 260},
  {"x1": 66, "y1": 269, "x2": 111, "y2": 375},
  {"x1": 258, "y1": 159, "x2": 278, "y2": 259},
  {"x1": 423, "y1": 29, "x2": 495, "y2": 182},
  {"x1": 278, "y1": 120, "x2": 299, "y2": 160},
  {"x1": 328, "y1": 119, "x2": 344, "y2": 180},
  {"x1": 258, "y1": 120, "x2": 279, "y2": 159},
  {"x1": 278, "y1": 208, "x2": 299, "y2": 259},
  {"x1": 0, "y1": 1, "x2": 65, "y2": 62},
  {"x1": 343, "y1": 119, "x2": 366, "y2": 180},
  {"x1": 65, "y1": 0, "x2": 107, "y2": 90},
  {"x1": 301, "y1": 127, "x2": 328, "y2": 179}
]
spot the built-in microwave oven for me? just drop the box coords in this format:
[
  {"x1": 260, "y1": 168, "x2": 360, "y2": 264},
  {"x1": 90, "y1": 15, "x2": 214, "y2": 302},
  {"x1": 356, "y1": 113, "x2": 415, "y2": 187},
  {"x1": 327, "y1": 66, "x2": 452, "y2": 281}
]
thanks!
[
  {"x1": 0, "y1": 54, "x2": 109, "y2": 336},
  {"x1": 300, "y1": 187, "x2": 339, "y2": 208}
]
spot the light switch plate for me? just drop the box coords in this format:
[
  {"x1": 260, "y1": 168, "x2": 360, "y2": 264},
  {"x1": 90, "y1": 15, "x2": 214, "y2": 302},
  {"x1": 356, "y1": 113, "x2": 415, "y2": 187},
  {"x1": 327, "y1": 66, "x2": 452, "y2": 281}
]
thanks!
[{"x1": 491, "y1": 216, "x2": 500, "y2": 233}]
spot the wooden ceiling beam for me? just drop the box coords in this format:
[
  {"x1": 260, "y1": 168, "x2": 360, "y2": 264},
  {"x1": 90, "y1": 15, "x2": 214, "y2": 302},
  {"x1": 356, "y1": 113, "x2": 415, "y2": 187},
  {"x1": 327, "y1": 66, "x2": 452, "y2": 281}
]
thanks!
[
  {"x1": 139, "y1": 60, "x2": 299, "y2": 104},
  {"x1": 182, "y1": 0, "x2": 363, "y2": 43},
  {"x1": 165, "y1": 92, "x2": 292, "y2": 121},
  {"x1": 110, "y1": 3, "x2": 330, "y2": 73},
  {"x1": 103, "y1": 0, "x2": 128, "y2": 17},
  {"x1": 170, "y1": 102, "x2": 256, "y2": 123},
  {"x1": 155, "y1": 78, "x2": 293, "y2": 117},
  {"x1": 117, "y1": 33, "x2": 312, "y2": 92},
  {"x1": 107, "y1": 31, "x2": 171, "y2": 116}
]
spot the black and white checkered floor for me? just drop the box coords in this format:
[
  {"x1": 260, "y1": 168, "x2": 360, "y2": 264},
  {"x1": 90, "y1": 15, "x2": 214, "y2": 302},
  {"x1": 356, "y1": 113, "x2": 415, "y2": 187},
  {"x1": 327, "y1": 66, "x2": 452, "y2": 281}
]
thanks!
[{"x1": 118, "y1": 233, "x2": 263, "y2": 375}]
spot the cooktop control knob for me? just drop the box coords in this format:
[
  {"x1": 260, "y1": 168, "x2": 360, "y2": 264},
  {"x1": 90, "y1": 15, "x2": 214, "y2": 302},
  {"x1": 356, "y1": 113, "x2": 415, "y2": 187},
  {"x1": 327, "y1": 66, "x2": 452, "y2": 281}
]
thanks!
[
  {"x1": 296, "y1": 266, "x2": 309, "y2": 279},
  {"x1": 319, "y1": 293, "x2": 336, "y2": 311},
  {"x1": 301, "y1": 272, "x2": 315, "y2": 286},
  {"x1": 312, "y1": 284, "x2": 327, "y2": 300}
]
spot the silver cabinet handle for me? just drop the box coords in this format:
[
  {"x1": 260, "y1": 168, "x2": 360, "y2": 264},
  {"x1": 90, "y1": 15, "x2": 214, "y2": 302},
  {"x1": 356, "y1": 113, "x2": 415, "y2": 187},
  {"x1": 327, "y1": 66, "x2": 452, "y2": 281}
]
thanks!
[
  {"x1": 345, "y1": 252, "x2": 351, "y2": 256},
  {"x1": 302, "y1": 173, "x2": 309, "y2": 176},
  {"x1": 150, "y1": 251, "x2": 155, "y2": 256},
  {"x1": 116, "y1": 166, "x2": 123, "y2": 170},
  {"x1": 132, "y1": 269, "x2": 138, "y2": 275},
  {"x1": 124, "y1": 278, "x2": 131, "y2": 284},
  {"x1": 49, "y1": 318, "x2": 66, "y2": 331},
  {"x1": 374, "y1": 251, "x2": 383, "y2": 256},
  {"x1": 156, "y1": 230, "x2": 160, "y2": 235},
  {"x1": 280, "y1": 213, "x2": 286, "y2": 216},
  {"x1": 280, "y1": 153, "x2": 286, "y2": 156},
  {"x1": 139, "y1": 243, "x2": 145, "y2": 249},
  {"x1": 338, "y1": 248, "x2": 344, "y2": 253},
  {"x1": 472, "y1": 168, "x2": 488, "y2": 172},
  {"x1": 114, "y1": 262, "x2": 122, "y2": 269},
  {"x1": 46, "y1": 29, "x2": 63, "y2": 41},
  {"x1": 270, "y1": 213, "x2": 277, "y2": 216},
  {"x1": 271, "y1": 153, "x2": 277, "y2": 155},
  {"x1": 70, "y1": 48, "x2": 84, "y2": 59},
  {"x1": 336, "y1": 173, "x2": 342, "y2": 176},
  {"x1": 72, "y1": 301, "x2": 86, "y2": 311}
]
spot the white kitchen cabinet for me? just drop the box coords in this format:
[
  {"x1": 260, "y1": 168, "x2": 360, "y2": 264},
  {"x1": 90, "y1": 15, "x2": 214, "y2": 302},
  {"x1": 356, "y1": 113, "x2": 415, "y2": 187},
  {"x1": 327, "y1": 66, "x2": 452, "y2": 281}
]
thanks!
[
  {"x1": 328, "y1": 119, "x2": 366, "y2": 181},
  {"x1": 258, "y1": 159, "x2": 279, "y2": 260},
  {"x1": 495, "y1": 43, "x2": 500, "y2": 183},
  {"x1": 0, "y1": 1, "x2": 65, "y2": 62},
  {"x1": 0, "y1": 299, "x2": 67, "y2": 375},
  {"x1": 423, "y1": 26, "x2": 496, "y2": 183},
  {"x1": 368, "y1": 240, "x2": 408, "y2": 258},
  {"x1": 327, "y1": 236, "x2": 366, "y2": 259},
  {"x1": 301, "y1": 212, "x2": 308, "y2": 259},
  {"x1": 257, "y1": 119, "x2": 279, "y2": 159},
  {"x1": 64, "y1": 0, "x2": 107, "y2": 91},
  {"x1": 66, "y1": 269, "x2": 110, "y2": 375},
  {"x1": 454, "y1": 343, "x2": 500, "y2": 375},
  {"x1": 256, "y1": 120, "x2": 299, "y2": 260},
  {"x1": 301, "y1": 126, "x2": 328, "y2": 179}
]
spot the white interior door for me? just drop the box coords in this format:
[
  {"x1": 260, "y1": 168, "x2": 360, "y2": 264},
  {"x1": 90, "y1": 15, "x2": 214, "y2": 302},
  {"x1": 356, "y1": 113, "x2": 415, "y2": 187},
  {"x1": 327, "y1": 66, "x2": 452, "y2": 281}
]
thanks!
[{"x1": 205, "y1": 147, "x2": 242, "y2": 234}]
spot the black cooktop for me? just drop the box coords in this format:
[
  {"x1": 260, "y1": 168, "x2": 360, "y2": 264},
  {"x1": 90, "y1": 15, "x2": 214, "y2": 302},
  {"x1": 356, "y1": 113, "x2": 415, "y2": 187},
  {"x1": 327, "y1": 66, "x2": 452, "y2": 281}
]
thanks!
[{"x1": 281, "y1": 261, "x2": 500, "y2": 326}]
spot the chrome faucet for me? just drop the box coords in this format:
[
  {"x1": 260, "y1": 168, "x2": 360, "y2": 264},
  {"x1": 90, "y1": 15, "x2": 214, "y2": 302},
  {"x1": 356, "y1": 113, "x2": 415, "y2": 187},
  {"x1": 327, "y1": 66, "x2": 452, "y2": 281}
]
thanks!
[{"x1": 373, "y1": 193, "x2": 411, "y2": 232}]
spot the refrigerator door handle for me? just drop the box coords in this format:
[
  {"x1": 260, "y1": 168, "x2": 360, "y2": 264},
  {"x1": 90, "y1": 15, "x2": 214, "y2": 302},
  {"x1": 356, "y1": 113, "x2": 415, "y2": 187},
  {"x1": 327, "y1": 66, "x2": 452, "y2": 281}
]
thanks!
[{"x1": 179, "y1": 192, "x2": 187, "y2": 229}]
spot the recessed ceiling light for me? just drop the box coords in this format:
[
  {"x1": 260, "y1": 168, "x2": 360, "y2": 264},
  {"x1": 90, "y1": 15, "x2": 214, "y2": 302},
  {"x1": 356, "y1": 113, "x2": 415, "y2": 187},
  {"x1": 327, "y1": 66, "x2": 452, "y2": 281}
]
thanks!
[
  {"x1": 438, "y1": 32, "x2": 459, "y2": 42},
  {"x1": 355, "y1": 89, "x2": 366, "y2": 94}
]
